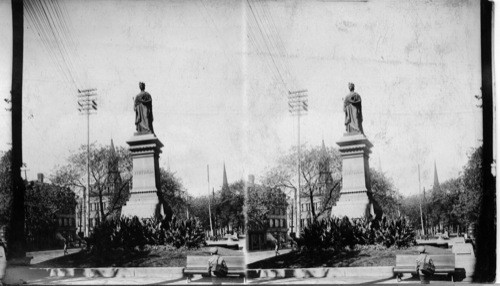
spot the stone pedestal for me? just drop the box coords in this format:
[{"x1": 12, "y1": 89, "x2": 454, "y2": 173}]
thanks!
[
  {"x1": 121, "y1": 133, "x2": 164, "y2": 219},
  {"x1": 331, "y1": 133, "x2": 380, "y2": 219}
]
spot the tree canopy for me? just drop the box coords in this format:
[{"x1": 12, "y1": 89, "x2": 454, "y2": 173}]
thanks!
[
  {"x1": 261, "y1": 144, "x2": 341, "y2": 220},
  {"x1": 246, "y1": 184, "x2": 287, "y2": 231},
  {"x1": 51, "y1": 143, "x2": 132, "y2": 221},
  {"x1": 158, "y1": 168, "x2": 189, "y2": 221},
  {"x1": 400, "y1": 146, "x2": 484, "y2": 235}
]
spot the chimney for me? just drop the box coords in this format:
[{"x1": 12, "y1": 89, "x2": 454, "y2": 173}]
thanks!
[{"x1": 37, "y1": 173, "x2": 44, "y2": 183}]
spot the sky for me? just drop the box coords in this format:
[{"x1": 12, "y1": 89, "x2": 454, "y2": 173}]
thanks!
[{"x1": 0, "y1": 0, "x2": 484, "y2": 197}]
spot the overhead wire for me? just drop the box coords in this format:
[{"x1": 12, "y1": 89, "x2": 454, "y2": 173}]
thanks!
[
  {"x1": 245, "y1": 0, "x2": 289, "y2": 93},
  {"x1": 253, "y1": 0, "x2": 297, "y2": 90},
  {"x1": 24, "y1": 0, "x2": 84, "y2": 91},
  {"x1": 24, "y1": 0, "x2": 72, "y2": 87},
  {"x1": 251, "y1": 0, "x2": 292, "y2": 86}
]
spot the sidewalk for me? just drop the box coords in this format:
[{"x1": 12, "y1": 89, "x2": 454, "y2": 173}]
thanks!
[{"x1": 3, "y1": 266, "x2": 244, "y2": 285}]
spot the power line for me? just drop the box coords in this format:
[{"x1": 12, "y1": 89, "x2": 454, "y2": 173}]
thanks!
[{"x1": 246, "y1": 0, "x2": 289, "y2": 92}]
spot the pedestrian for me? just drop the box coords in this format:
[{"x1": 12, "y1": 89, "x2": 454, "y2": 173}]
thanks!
[
  {"x1": 416, "y1": 246, "x2": 435, "y2": 284},
  {"x1": 207, "y1": 247, "x2": 227, "y2": 278},
  {"x1": 63, "y1": 236, "x2": 68, "y2": 255},
  {"x1": 274, "y1": 239, "x2": 280, "y2": 256},
  {"x1": 0, "y1": 239, "x2": 7, "y2": 286}
]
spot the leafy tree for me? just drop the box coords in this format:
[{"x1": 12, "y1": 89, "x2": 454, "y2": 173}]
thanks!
[
  {"x1": 51, "y1": 143, "x2": 132, "y2": 221},
  {"x1": 25, "y1": 181, "x2": 77, "y2": 249},
  {"x1": 246, "y1": 184, "x2": 287, "y2": 231},
  {"x1": 399, "y1": 194, "x2": 423, "y2": 230},
  {"x1": 215, "y1": 180, "x2": 245, "y2": 232},
  {"x1": 188, "y1": 195, "x2": 212, "y2": 230},
  {"x1": 158, "y1": 168, "x2": 189, "y2": 221},
  {"x1": 262, "y1": 144, "x2": 341, "y2": 221},
  {"x1": 425, "y1": 178, "x2": 462, "y2": 232},
  {"x1": 370, "y1": 168, "x2": 402, "y2": 219},
  {"x1": 458, "y1": 146, "x2": 483, "y2": 229},
  {"x1": 400, "y1": 146, "x2": 484, "y2": 235}
]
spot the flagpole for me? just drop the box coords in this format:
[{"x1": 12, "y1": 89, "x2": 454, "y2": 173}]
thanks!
[{"x1": 207, "y1": 165, "x2": 214, "y2": 237}]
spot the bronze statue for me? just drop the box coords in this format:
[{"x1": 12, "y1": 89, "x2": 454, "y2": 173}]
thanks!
[
  {"x1": 134, "y1": 82, "x2": 154, "y2": 134},
  {"x1": 344, "y1": 82, "x2": 363, "y2": 134}
]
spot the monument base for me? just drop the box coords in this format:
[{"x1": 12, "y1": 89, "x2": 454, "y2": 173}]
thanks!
[
  {"x1": 331, "y1": 133, "x2": 381, "y2": 219},
  {"x1": 121, "y1": 192, "x2": 163, "y2": 219},
  {"x1": 121, "y1": 133, "x2": 164, "y2": 219},
  {"x1": 331, "y1": 191, "x2": 375, "y2": 219}
]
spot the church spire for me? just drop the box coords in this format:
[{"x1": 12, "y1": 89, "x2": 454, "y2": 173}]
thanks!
[
  {"x1": 222, "y1": 162, "x2": 229, "y2": 190},
  {"x1": 433, "y1": 161, "x2": 440, "y2": 191}
]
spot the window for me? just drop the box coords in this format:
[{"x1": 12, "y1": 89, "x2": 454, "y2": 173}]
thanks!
[{"x1": 270, "y1": 219, "x2": 274, "y2": 228}]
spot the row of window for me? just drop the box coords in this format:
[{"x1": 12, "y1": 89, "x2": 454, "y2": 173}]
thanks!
[
  {"x1": 269, "y1": 208, "x2": 286, "y2": 216},
  {"x1": 300, "y1": 202, "x2": 321, "y2": 212},
  {"x1": 89, "y1": 202, "x2": 107, "y2": 211},
  {"x1": 300, "y1": 218, "x2": 313, "y2": 228},
  {"x1": 58, "y1": 217, "x2": 76, "y2": 227},
  {"x1": 269, "y1": 218, "x2": 286, "y2": 228}
]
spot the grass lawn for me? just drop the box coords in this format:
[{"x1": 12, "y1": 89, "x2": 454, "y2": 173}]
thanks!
[
  {"x1": 33, "y1": 245, "x2": 243, "y2": 268},
  {"x1": 247, "y1": 245, "x2": 451, "y2": 269}
]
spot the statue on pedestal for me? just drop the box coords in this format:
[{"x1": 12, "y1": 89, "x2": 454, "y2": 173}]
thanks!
[
  {"x1": 344, "y1": 82, "x2": 363, "y2": 134},
  {"x1": 134, "y1": 82, "x2": 154, "y2": 134}
]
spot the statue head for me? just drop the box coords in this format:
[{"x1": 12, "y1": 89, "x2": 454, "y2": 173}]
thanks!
[
  {"x1": 139, "y1": 82, "x2": 146, "y2": 91},
  {"x1": 348, "y1": 82, "x2": 355, "y2": 92}
]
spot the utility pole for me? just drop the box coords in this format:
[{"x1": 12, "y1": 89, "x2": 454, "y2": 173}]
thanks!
[
  {"x1": 78, "y1": 88, "x2": 97, "y2": 237},
  {"x1": 418, "y1": 164, "x2": 425, "y2": 237},
  {"x1": 288, "y1": 89, "x2": 308, "y2": 237},
  {"x1": 207, "y1": 165, "x2": 214, "y2": 237},
  {"x1": 9, "y1": 0, "x2": 27, "y2": 260}
]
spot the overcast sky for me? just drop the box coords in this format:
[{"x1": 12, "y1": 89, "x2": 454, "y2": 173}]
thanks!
[{"x1": 0, "y1": 0, "x2": 483, "y2": 197}]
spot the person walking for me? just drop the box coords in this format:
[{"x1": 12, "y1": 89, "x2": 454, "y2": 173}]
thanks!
[{"x1": 274, "y1": 239, "x2": 280, "y2": 256}]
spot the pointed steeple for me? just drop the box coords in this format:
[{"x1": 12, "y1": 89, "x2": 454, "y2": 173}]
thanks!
[
  {"x1": 319, "y1": 140, "x2": 329, "y2": 171},
  {"x1": 433, "y1": 161, "x2": 440, "y2": 191},
  {"x1": 109, "y1": 139, "x2": 117, "y2": 168},
  {"x1": 222, "y1": 162, "x2": 229, "y2": 190},
  {"x1": 321, "y1": 139, "x2": 327, "y2": 155}
]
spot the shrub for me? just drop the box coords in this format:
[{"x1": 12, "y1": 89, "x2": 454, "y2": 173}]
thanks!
[
  {"x1": 88, "y1": 215, "x2": 206, "y2": 254},
  {"x1": 298, "y1": 215, "x2": 416, "y2": 252}
]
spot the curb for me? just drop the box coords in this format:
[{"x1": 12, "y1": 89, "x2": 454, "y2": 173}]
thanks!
[
  {"x1": 247, "y1": 266, "x2": 395, "y2": 279},
  {"x1": 43, "y1": 267, "x2": 185, "y2": 278}
]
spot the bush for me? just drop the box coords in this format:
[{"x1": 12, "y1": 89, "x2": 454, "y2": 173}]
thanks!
[
  {"x1": 88, "y1": 215, "x2": 206, "y2": 254},
  {"x1": 298, "y1": 216, "x2": 415, "y2": 252}
]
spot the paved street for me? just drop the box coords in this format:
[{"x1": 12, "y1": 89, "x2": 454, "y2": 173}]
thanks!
[
  {"x1": 28, "y1": 248, "x2": 81, "y2": 265},
  {"x1": 246, "y1": 249, "x2": 292, "y2": 264}
]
